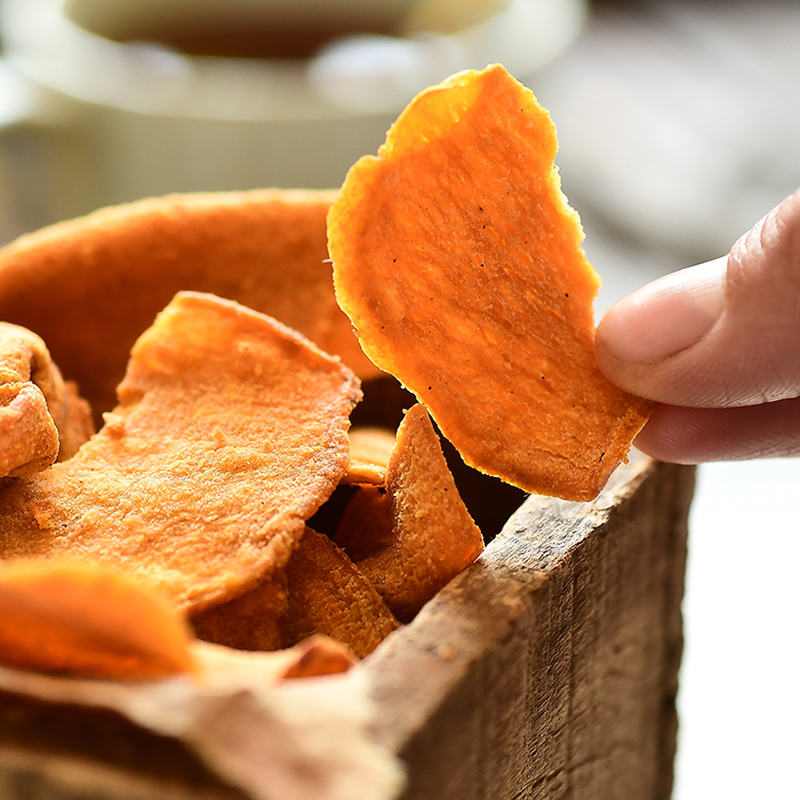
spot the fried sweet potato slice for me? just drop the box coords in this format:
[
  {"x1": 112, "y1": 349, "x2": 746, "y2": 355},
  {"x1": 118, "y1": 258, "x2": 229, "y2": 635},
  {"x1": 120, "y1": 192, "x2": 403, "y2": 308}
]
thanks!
[
  {"x1": 336, "y1": 404, "x2": 484, "y2": 621},
  {"x1": 334, "y1": 486, "x2": 394, "y2": 563},
  {"x1": 0, "y1": 322, "x2": 93, "y2": 478},
  {"x1": 342, "y1": 425, "x2": 396, "y2": 486},
  {"x1": 275, "y1": 634, "x2": 356, "y2": 679},
  {"x1": 328, "y1": 65, "x2": 654, "y2": 501},
  {"x1": 0, "y1": 560, "x2": 194, "y2": 679},
  {"x1": 191, "y1": 570, "x2": 288, "y2": 652},
  {"x1": 194, "y1": 634, "x2": 356, "y2": 683},
  {"x1": 279, "y1": 527, "x2": 400, "y2": 658},
  {"x1": 0, "y1": 292, "x2": 361, "y2": 613},
  {"x1": 0, "y1": 190, "x2": 378, "y2": 419}
]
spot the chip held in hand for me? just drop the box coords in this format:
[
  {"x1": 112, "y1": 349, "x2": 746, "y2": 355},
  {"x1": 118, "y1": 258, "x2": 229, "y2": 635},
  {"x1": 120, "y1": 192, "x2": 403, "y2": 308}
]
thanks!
[{"x1": 328, "y1": 64, "x2": 653, "y2": 501}]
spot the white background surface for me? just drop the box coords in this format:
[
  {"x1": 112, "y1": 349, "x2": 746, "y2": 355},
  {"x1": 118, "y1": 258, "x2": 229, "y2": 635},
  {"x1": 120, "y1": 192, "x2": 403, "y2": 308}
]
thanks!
[{"x1": 675, "y1": 459, "x2": 800, "y2": 799}]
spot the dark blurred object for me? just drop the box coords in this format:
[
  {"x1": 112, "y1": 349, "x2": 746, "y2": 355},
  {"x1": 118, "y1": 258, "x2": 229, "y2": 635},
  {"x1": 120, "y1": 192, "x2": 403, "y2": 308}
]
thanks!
[
  {"x1": 64, "y1": 0, "x2": 414, "y2": 60},
  {"x1": 0, "y1": 0, "x2": 587, "y2": 238}
]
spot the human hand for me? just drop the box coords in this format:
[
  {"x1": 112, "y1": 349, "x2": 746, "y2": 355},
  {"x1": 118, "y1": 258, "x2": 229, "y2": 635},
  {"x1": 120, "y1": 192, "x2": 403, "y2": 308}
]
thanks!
[{"x1": 595, "y1": 187, "x2": 800, "y2": 464}]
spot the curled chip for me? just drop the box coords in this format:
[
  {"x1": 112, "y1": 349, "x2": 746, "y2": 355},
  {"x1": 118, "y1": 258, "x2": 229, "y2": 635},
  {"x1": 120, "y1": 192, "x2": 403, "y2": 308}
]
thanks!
[
  {"x1": 0, "y1": 292, "x2": 361, "y2": 614},
  {"x1": 275, "y1": 634, "x2": 356, "y2": 680},
  {"x1": 328, "y1": 64, "x2": 654, "y2": 501},
  {"x1": 342, "y1": 425, "x2": 397, "y2": 486},
  {"x1": 336, "y1": 404, "x2": 484, "y2": 622},
  {"x1": 0, "y1": 322, "x2": 93, "y2": 478},
  {"x1": 279, "y1": 527, "x2": 400, "y2": 658},
  {"x1": 193, "y1": 634, "x2": 357, "y2": 684},
  {"x1": 0, "y1": 190, "x2": 378, "y2": 418},
  {"x1": 190, "y1": 526, "x2": 399, "y2": 658},
  {"x1": 190, "y1": 570, "x2": 288, "y2": 653},
  {"x1": 0, "y1": 560, "x2": 194, "y2": 679}
]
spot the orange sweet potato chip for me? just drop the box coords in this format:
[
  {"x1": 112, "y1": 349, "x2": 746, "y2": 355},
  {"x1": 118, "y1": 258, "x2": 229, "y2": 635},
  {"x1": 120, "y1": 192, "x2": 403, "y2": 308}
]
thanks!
[
  {"x1": 342, "y1": 425, "x2": 396, "y2": 486},
  {"x1": 190, "y1": 570, "x2": 288, "y2": 652},
  {"x1": 0, "y1": 190, "x2": 378, "y2": 418},
  {"x1": 336, "y1": 404, "x2": 484, "y2": 621},
  {"x1": 327, "y1": 65, "x2": 654, "y2": 501},
  {"x1": 0, "y1": 292, "x2": 361, "y2": 614},
  {"x1": 275, "y1": 634, "x2": 356, "y2": 679},
  {"x1": 0, "y1": 560, "x2": 194, "y2": 679},
  {"x1": 335, "y1": 486, "x2": 394, "y2": 563},
  {"x1": 0, "y1": 322, "x2": 93, "y2": 478},
  {"x1": 190, "y1": 527, "x2": 399, "y2": 658},
  {"x1": 279, "y1": 527, "x2": 400, "y2": 658}
]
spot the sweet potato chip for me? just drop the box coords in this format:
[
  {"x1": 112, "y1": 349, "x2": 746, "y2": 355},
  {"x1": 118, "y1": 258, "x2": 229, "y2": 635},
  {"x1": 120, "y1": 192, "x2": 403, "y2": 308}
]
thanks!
[
  {"x1": 0, "y1": 560, "x2": 194, "y2": 679},
  {"x1": 191, "y1": 531, "x2": 396, "y2": 658},
  {"x1": 0, "y1": 190, "x2": 378, "y2": 418},
  {"x1": 280, "y1": 527, "x2": 400, "y2": 658},
  {"x1": 334, "y1": 487, "x2": 394, "y2": 571},
  {"x1": 276, "y1": 634, "x2": 356, "y2": 679},
  {"x1": 0, "y1": 322, "x2": 93, "y2": 478},
  {"x1": 190, "y1": 570, "x2": 288, "y2": 652},
  {"x1": 194, "y1": 634, "x2": 356, "y2": 684},
  {"x1": 327, "y1": 64, "x2": 654, "y2": 501},
  {"x1": 0, "y1": 292, "x2": 361, "y2": 613},
  {"x1": 342, "y1": 425, "x2": 396, "y2": 486},
  {"x1": 336, "y1": 404, "x2": 483, "y2": 621}
]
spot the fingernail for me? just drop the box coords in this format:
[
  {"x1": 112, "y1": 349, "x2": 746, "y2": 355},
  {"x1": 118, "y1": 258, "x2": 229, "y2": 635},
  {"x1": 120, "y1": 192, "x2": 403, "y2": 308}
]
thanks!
[{"x1": 599, "y1": 256, "x2": 726, "y2": 363}]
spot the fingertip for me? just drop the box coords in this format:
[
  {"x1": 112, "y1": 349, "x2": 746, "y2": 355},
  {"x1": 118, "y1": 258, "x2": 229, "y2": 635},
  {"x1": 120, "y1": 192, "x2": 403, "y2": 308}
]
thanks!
[
  {"x1": 631, "y1": 405, "x2": 705, "y2": 464},
  {"x1": 598, "y1": 259, "x2": 726, "y2": 364},
  {"x1": 598, "y1": 188, "x2": 800, "y2": 410},
  {"x1": 595, "y1": 259, "x2": 726, "y2": 401}
]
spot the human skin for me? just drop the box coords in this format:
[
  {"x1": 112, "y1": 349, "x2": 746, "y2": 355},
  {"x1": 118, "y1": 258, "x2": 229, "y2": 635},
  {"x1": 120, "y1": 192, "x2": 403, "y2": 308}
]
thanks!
[{"x1": 595, "y1": 187, "x2": 800, "y2": 464}]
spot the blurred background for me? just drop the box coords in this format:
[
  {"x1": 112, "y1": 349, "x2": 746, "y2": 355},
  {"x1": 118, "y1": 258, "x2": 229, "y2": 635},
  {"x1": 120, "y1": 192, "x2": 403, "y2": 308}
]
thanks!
[{"x1": 0, "y1": 1, "x2": 798, "y2": 797}]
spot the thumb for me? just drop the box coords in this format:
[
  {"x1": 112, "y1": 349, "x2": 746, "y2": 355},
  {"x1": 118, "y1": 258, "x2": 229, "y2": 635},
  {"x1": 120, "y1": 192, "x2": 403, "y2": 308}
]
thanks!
[{"x1": 596, "y1": 188, "x2": 800, "y2": 408}]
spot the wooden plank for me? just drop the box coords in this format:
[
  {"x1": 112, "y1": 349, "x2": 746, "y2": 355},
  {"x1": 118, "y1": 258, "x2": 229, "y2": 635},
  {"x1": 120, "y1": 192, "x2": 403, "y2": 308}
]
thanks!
[
  {"x1": 363, "y1": 453, "x2": 695, "y2": 800},
  {"x1": 0, "y1": 690, "x2": 246, "y2": 800}
]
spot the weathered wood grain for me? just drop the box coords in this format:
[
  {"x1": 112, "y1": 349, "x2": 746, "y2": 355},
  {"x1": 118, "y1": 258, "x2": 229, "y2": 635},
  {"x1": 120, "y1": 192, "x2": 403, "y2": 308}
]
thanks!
[{"x1": 363, "y1": 452, "x2": 695, "y2": 800}]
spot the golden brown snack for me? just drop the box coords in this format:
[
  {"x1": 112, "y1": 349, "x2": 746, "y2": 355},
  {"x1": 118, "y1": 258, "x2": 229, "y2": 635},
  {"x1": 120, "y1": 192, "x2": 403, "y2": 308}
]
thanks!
[
  {"x1": 336, "y1": 404, "x2": 483, "y2": 622},
  {"x1": 0, "y1": 322, "x2": 93, "y2": 478},
  {"x1": 276, "y1": 634, "x2": 356, "y2": 679},
  {"x1": 328, "y1": 65, "x2": 653, "y2": 501},
  {"x1": 191, "y1": 570, "x2": 288, "y2": 652},
  {"x1": 0, "y1": 559, "x2": 194, "y2": 679},
  {"x1": 0, "y1": 382, "x2": 57, "y2": 479},
  {"x1": 342, "y1": 425, "x2": 396, "y2": 486},
  {"x1": 0, "y1": 292, "x2": 361, "y2": 614},
  {"x1": 0, "y1": 190, "x2": 378, "y2": 419},
  {"x1": 52, "y1": 381, "x2": 95, "y2": 461},
  {"x1": 193, "y1": 634, "x2": 357, "y2": 683},
  {"x1": 280, "y1": 527, "x2": 400, "y2": 658}
]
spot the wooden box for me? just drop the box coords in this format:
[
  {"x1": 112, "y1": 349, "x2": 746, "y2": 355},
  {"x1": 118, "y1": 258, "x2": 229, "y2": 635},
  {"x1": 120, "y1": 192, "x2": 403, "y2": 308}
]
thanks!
[
  {"x1": 367, "y1": 453, "x2": 694, "y2": 800},
  {"x1": 0, "y1": 452, "x2": 694, "y2": 800}
]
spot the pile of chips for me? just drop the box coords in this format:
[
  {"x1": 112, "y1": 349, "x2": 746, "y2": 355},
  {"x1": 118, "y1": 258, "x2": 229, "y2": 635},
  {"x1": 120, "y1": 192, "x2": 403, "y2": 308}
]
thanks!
[{"x1": 0, "y1": 65, "x2": 651, "y2": 681}]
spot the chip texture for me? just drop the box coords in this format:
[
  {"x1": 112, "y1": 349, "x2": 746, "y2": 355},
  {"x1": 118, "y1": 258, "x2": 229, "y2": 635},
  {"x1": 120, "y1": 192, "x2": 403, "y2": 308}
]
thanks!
[
  {"x1": 328, "y1": 64, "x2": 653, "y2": 500},
  {"x1": 0, "y1": 292, "x2": 361, "y2": 613},
  {"x1": 0, "y1": 323, "x2": 93, "y2": 478},
  {"x1": 336, "y1": 404, "x2": 483, "y2": 621},
  {"x1": 0, "y1": 560, "x2": 195, "y2": 679},
  {"x1": 280, "y1": 527, "x2": 400, "y2": 658}
]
